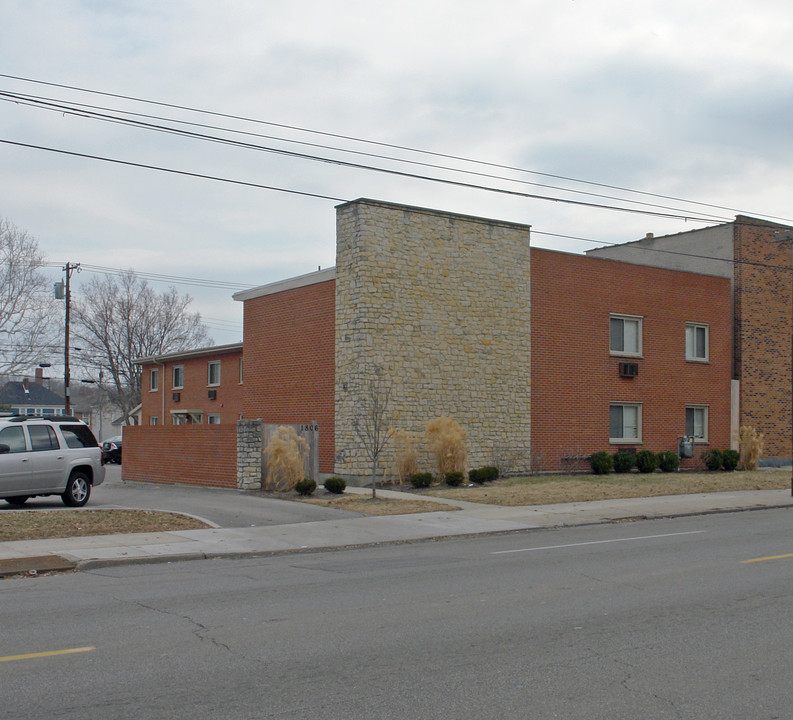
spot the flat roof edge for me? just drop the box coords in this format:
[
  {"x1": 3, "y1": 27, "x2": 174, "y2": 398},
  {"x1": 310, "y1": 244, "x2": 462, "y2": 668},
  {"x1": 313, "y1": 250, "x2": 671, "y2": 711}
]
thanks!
[
  {"x1": 233, "y1": 266, "x2": 336, "y2": 302},
  {"x1": 134, "y1": 342, "x2": 243, "y2": 365}
]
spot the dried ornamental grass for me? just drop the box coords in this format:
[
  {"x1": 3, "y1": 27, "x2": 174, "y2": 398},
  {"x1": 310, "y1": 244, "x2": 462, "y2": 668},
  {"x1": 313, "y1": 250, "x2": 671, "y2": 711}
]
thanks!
[
  {"x1": 425, "y1": 417, "x2": 467, "y2": 479},
  {"x1": 392, "y1": 428, "x2": 419, "y2": 485},
  {"x1": 738, "y1": 425, "x2": 764, "y2": 470},
  {"x1": 265, "y1": 426, "x2": 309, "y2": 491}
]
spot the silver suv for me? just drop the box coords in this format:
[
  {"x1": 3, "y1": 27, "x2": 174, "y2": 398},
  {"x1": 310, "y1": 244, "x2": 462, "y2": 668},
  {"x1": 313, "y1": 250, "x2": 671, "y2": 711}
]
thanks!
[{"x1": 0, "y1": 415, "x2": 105, "y2": 507}]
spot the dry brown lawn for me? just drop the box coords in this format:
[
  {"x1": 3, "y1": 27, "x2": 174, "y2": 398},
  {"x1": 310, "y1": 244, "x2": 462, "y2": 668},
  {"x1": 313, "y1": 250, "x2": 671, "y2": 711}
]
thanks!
[
  {"x1": 0, "y1": 509, "x2": 211, "y2": 542},
  {"x1": 422, "y1": 469, "x2": 790, "y2": 506},
  {"x1": 299, "y1": 495, "x2": 457, "y2": 515}
]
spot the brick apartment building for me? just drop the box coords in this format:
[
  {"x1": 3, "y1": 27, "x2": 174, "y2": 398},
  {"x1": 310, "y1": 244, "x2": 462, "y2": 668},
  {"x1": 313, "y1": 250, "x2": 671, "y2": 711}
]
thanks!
[
  {"x1": 588, "y1": 215, "x2": 793, "y2": 463},
  {"x1": 126, "y1": 199, "x2": 740, "y2": 487}
]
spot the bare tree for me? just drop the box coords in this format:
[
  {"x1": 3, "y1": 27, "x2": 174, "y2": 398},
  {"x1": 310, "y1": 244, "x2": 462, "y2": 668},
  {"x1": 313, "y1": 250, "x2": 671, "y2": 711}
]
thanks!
[
  {"x1": 0, "y1": 217, "x2": 59, "y2": 374},
  {"x1": 72, "y1": 271, "x2": 211, "y2": 419},
  {"x1": 351, "y1": 366, "x2": 393, "y2": 499}
]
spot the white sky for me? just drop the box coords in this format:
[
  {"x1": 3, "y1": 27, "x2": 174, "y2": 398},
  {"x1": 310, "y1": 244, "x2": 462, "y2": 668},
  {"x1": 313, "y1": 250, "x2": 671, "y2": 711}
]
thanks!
[{"x1": 2, "y1": 0, "x2": 792, "y2": 351}]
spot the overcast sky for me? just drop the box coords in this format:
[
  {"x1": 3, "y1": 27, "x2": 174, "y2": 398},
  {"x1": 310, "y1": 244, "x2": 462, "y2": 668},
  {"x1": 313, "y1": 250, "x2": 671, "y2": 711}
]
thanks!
[{"x1": 2, "y1": 0, "x2": 792, "y2": 351}]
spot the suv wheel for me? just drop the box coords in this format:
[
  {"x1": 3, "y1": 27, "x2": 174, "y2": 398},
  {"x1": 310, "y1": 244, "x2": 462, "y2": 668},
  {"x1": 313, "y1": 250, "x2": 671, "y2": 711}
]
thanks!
[
  {"x1": 62, "y1": 471, "x2": 91, "y2": 507},
  {"x1": 5, "y1": 496, "x2": 29, "y2": 506}
]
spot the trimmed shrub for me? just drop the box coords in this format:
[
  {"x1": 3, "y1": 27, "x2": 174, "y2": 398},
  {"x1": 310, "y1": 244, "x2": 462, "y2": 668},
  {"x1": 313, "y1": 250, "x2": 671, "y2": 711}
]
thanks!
[
  {"x1": 469, "y1": 466, "x2": 500, "y2": 484},
  {"x1": 410, "y1": 472, "x2": 434, "y2": 488},
  {"x1": 481, "y1": 466, "x2": 499, "y2": 482},
  {"x1": 636, "y1": 450, "x2": 659, "y2": 474},
  {"x1": 657, "y1": 450, "x2": 680, "y2": 473},
  {"x1": 612, "y1": 450, "x2": 636, "y2": 473},
  {"x1": 722, "y1": 449, "x2": 740, "y2": 471},
  {"x1": 468, "y1": 468, "x2": 484, "y2": 484},
  {"x1": 294, "y1": 478, "x2": 317, "y2": 496},
  {"x1": 323, "y1": 477, "x2": 346, "y2": 494},
  {"x1": 590, "y1": 451, "x2": 613, "y2": 475},
  {"x1": 702, "y1": 448, "x2": 723, "y2": 471},
  {"x1": 444, "y1": 471, "x2": 464, "y2": 487}
]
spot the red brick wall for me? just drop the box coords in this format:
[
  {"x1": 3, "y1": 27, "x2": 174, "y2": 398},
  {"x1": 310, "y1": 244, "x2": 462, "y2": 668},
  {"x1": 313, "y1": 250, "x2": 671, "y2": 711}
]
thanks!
[
  {"x1": 140, "y1": 349, "x2": 244, "y2": 426},
  {"x1": 734, "y1": 217, "x2": 792, "y2": 458},
  {"x1": 122, "y1": 425, "x2": 238, "y2": 487},
  {"x1": 242, "y1": 279, "x2": 335, "y2": 473},
  {"x1": 531, "y1": 249, "x2": 733, "y2": 471}
]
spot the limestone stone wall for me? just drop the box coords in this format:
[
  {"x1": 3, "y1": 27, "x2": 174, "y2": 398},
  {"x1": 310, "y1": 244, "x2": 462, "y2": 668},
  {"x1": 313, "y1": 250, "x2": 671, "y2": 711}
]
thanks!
[
  {"x1": 236, "y1": 419, "x2": 263, "y2": 490},
  {"x1": 334, "y1": 199, "x2": 531, "y2": 480}
]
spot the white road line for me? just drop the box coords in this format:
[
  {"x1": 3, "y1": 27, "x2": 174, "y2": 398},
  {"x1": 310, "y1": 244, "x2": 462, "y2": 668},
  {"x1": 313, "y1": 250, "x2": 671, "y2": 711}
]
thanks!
[{"x1": 491, "y1": 530, "x2": 705, "y2": 555}]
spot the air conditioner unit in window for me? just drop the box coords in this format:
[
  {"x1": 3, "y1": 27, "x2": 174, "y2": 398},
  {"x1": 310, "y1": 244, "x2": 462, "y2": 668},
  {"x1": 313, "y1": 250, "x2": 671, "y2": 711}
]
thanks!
[
  {"x1": 208, "y1": 389, "x2": 217, "y2": 401},
  {"x1": 619, "y1": 362, "x2": 639, "y2": 378},
  {"x1": 172, "y1": 392, "x2": 181, "y2": 402}
]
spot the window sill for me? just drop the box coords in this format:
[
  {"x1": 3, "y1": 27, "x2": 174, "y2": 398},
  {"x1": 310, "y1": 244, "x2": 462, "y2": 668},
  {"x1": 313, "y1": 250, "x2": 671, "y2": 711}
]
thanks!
[
  {"x1": 685, "y1": 358, "x2": 710, "y2": 364},
  {"x1": 610, "y1": 439, "x2": 643, "y2": 445},
  {"x1": 610, "y1": 352, "x2": 643, "y2": 359}
]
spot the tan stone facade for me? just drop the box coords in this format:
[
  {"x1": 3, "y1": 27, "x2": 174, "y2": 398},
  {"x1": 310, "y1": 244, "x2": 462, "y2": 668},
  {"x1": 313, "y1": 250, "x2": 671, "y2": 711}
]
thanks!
[{"x1": 334, "y1": 199, "x2": 531, "y2": 480}]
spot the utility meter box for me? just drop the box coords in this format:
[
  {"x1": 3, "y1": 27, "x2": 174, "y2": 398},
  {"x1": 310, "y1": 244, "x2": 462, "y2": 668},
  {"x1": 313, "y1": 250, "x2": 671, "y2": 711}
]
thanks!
[{"x1": 678, "y1": 436, "x2": 695, "y2": 458}]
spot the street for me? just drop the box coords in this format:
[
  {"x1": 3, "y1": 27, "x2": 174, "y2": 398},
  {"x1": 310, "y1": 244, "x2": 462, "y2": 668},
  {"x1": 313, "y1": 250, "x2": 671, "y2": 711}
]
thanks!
[{"x1": 1, "y1": 507, "x2": 792, "y2": 719}]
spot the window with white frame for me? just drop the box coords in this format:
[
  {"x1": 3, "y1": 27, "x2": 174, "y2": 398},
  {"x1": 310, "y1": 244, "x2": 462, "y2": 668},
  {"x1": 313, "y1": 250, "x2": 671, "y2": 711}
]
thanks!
[
  {"x1": 610, "y1": 315, "x2": 642, "y2": 356},
  {"x1": 172, "y1": 411, "x2": 202, "y2": 425},
  {"x1": 610, "y1": 403, "x2": 642, "y2": 443},
  {"x1": 150, "y1": 416, "x2": 158, "y2": 426},
  {"x1": 172, "y1": 365, "x2": 184, "y2": 389},
  {"x1": 150, "y1": 368, "x2": 159, "y2": 391},
  {"x1": 685, "y1": 323, "x2": 709, "y2": 362},
  {"x1": 207, "y1": 414, "x2": 221, "y2": 424},
  {"x1": 208, "y1": 361, "x2": 221, "y2": 386},
  {"x1": 239, "y1": 357, "x2": 244, "y2": 384},
  {"x1": 685, "y1": 406, "x2": 708, "y2": 441}
]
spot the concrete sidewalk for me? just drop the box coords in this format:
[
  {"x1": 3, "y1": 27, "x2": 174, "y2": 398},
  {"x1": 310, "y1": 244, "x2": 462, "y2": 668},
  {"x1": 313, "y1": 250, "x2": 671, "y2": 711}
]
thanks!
[{"x1": 0, "y1": 488, "x2": 790, "y2": 576}]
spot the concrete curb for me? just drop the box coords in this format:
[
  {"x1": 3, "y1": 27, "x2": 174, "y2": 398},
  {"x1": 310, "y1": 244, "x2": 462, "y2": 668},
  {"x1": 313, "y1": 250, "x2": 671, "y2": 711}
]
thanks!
[{"x1": 2, "y1": 490, "x2": 791, "y2": 577}]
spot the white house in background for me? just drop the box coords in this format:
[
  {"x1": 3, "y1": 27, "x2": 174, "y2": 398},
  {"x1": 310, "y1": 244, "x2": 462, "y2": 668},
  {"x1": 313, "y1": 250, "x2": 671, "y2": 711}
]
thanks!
[{"x1": 0, "y1": 377, "x2": 66, "y2": 416}]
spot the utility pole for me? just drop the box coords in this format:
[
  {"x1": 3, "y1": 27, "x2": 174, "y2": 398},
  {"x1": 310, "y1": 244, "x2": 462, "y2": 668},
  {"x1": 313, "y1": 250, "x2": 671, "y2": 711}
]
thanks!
[{"x1": 63, "y1": 262, "x2": 80, "y2": 415}]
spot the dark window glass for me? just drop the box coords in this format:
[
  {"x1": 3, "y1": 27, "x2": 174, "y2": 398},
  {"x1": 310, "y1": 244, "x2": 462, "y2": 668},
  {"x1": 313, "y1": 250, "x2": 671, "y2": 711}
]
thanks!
[
  {"x1": 609, "y1": 405, "x2": 623, "y2": 438},
  {"x1": 0, "y1": 426, "x2": 26, "y2": 453},
  {"x1": 28, "y1": 425, "x2": 60, "y2": 451},
  {"x1": 59, "y1": 424, "x2": 99, "y2": 448},
  {"x1": 609, "y1": 318, "x2": 623, "y2": 352}
]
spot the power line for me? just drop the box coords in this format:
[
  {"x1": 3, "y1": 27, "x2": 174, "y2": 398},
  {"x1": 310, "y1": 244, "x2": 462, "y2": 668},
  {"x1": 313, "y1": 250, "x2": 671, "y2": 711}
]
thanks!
[
  {"x1": 0, "y1": 90, "x2": 741, "y2": 223},
  {"x1": 3, "y1": 72, "x2": 790, "y2": 224},
  {"x1": 0, "y1": 138, "x2": 347, "y2": 204},
  {"x1": 0, "y1": 137, "x2": 727, "y2": 224}
]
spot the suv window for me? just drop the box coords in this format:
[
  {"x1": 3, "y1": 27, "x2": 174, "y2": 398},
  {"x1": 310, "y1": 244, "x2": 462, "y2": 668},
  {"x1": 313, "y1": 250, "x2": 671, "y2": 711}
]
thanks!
[
  {"x1": 59, "y1": 424, "x2": 99, "y2": 449},
  {"x1": 0, "y1": 426, "x2": 26, "y2": 453},
  {"x1": 28, "y1": 425, "x2": 60, "y2": 451}
]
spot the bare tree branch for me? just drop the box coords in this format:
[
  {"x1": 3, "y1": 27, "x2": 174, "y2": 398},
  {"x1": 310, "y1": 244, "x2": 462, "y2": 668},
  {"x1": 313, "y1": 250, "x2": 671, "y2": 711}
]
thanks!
[
  {"x1": 351, "y1": 366, "x2": 393, "y2": 499},
  {"x1": 72, "y1": 271, "x2": 211, "y2": 418},
  {"x1": 0, "y1": 217, "x2": 59, "y2": 375}
]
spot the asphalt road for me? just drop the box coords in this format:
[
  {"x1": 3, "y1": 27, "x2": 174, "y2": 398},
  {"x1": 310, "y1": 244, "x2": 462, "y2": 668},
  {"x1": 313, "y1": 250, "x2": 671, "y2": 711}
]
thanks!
[
  {"x1": 0, "y1": 464, "x2": 363, "y2": 527},
  {"x1": 2, "y1": 508, "x2": 792, "y2": 719}
]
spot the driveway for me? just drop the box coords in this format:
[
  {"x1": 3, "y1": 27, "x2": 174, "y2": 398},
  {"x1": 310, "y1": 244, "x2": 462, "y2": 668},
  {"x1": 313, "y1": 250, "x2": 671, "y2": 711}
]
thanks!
[{"x1": 0, "y1": 465, "x2": 363, "y2": 528}]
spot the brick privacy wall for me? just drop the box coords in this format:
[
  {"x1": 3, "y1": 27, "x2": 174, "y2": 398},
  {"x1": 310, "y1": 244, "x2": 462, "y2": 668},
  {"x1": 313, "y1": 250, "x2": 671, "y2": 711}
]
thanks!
[
  {"x1": 734, "y1": 216, "x2": 792, "y2": 458},
  {"x1": 241, "y1": 280, "x2": 335, "y2": 473},
  {"x1": 140, "y1": 349, "x2": 244, "y2": 425},
  {"x1": 335, "y1": 199, "x2": 531, "y2": 480},
  {"x1": 531, "y1": 248, "x2": 732, "y2": 471},
  {"x1": 123, "y1": 424, "x2": 237, "y2": 487}
]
